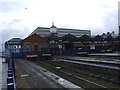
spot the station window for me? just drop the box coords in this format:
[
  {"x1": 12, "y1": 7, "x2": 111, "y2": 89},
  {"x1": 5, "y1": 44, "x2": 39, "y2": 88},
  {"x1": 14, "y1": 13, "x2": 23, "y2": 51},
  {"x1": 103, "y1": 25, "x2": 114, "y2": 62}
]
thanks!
[
  {"x1": 13, "y1": 45, "x2": 17, "y2": 48},
  {"x1": 19, "y1": 45, "x2": 21, "y2": 48}
]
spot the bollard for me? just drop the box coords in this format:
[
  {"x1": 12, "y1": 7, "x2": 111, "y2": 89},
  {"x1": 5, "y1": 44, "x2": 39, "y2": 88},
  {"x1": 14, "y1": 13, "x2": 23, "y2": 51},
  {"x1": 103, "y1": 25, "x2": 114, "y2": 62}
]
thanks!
[
  {"x1": 8, "y1": 65, "x2": 13, "y2": 70},
  {"x1": 7, "y1": 58, "x2": 16, "y2": 90},
  {"x1": 8, "y1": 73, "x2": 13, "y2": 77},
  {"x1": 7, "y1": 77, "x2": 13, "y2": 83},
  {"x1": 7, "y1": 83, "x2": 14, "y2": 90},
  {"x1": 8, "y1": 70, "x2": 13, "y2": 73}
]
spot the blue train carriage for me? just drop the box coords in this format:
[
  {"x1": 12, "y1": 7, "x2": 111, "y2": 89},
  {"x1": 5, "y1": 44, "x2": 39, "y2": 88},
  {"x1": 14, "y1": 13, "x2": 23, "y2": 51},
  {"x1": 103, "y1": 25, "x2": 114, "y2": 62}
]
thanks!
[
  {"x1": 26, "y1": 54, "x2": 39, "y2": 61},
  {"x1": 77, "y1": 48, "x2": 88, "y2": 56},
  {"x1": 99, "y1": 47, "x2": 114, "y2": 53},
  {"x1": 25, "y1": 49, "x2": 51, "y2": 60},
  {"x1": 102, "y1": 49, "x2": 113, "y2": 53},
  {"x1": 106, "y1": 47, "x2": 115, "y2": 53},
  {"x1": 21, "y1": 43, "x2": 40, "y2": 60},
  {"x1": 41, "y1": 48, "x2": 52, "y2": 59},
  {"x1": 23, "y1": 47, "x2": 51, "y2": 60}
]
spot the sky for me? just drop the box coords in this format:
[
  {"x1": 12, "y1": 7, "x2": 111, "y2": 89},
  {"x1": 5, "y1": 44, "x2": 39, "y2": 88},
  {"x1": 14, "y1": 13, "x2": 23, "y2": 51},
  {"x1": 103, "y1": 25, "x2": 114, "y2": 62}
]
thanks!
[
  {"x1": 0, "y1": 0, "x2": 120, "y2": 51},
  {"x1": 119, "y1": 1, "x2": 120, "y2": 28}
]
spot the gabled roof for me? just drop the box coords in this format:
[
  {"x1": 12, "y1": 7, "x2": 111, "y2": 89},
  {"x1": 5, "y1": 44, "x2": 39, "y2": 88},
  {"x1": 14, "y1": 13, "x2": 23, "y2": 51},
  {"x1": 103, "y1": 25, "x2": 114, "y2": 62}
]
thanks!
[
  {"x1": 6, "y1": 38, "x2": 22, "y2": 44},
  {"x1": 78, "y1": 35, "x2": 92, "y2": 41},
  {"x1": 104, "y1": 35, "x2": 114, "y2": 41},
  {"x1": 115, "y1": 35, "x2": 120, "y2": 41},
  {"x1": 21, "y1": 34, "x2": 48, "y2": 44},
  {"x1": 50, "y1": 25, "x2": 57, "y2": 28},
  {"x1": 44, "y1": 33, "x2": 59, "y2": 41},
  {"x1": 8, "y1": 38, "x2": 21, "y2": 42},
  {"x1": 61, "y1": 34, "x2": 77, "y2": 42},
  {"x1": 93, "y1": 35, "x2": 103, "y2": 41}
]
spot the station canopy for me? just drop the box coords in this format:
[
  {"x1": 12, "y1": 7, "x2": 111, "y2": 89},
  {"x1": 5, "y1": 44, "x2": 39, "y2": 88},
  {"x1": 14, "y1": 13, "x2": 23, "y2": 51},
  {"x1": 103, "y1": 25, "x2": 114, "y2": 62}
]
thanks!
[
  {"x1": 77, "y1": 35, "x2": 92, "y2": 42},
  {"x1": 44, "y1": 33, "x2": 60, "y2": 41},
  {"x1": 115, "y1": 35, "x2": 120, "y2": 41},
  {"x1": 61, "y1": 34, "x2": 77, "y2": 42},
  {"x1": 104, "y1": 35, "x2": 114, "y2": 41},
  {"x1": 93, "y1": 35, "x2": 103, "y2": 41}
]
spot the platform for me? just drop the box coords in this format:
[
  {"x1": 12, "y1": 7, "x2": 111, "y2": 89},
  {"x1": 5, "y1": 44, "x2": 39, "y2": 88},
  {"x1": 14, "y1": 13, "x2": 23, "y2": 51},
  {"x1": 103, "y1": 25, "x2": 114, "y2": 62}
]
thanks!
[{"x1": 15, "y1": 59, "x2": 83, "y2": 89}]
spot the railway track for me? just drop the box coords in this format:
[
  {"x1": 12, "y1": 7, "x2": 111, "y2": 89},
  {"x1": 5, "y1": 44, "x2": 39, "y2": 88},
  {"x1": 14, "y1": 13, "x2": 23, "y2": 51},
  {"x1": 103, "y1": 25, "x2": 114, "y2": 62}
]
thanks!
[
  {"x1": 47, "y1": 60, "x2": 120, "y2": 85},
  {"x1": 34, "y1": 59, "x2": 120, "y2": 89},
  {"x1": 53, "y1": 57, "x2": 120, "y2": 72},
  {"x1": 37, "y1": 61, "x2": 108, "y2": 89},
  {"x1": 59, "y1": 70, "x2": 108, "y2": 89},
  {"x1": 55, "y1": 57, "x2": 120, "y2": 70}
]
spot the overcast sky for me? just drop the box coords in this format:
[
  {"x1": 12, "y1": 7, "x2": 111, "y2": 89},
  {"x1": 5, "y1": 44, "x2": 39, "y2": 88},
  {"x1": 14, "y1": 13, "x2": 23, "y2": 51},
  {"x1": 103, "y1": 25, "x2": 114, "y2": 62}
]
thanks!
[{"x1": 0, "y1": 0, "x2": 119, "y2": 51}]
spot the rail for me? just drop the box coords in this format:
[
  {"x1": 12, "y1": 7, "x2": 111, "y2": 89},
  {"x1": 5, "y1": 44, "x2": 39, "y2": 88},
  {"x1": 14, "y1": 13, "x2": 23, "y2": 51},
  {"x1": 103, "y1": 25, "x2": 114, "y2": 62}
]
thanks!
[
  {"x1": 48, "y1": 60, "x2": 120, "y2": 85},
  {"x1": 56, "y1": 59, "x2": 120, "y2": 71},
  {"x1": 38, "y1": 60, "x2": 112, "y2": 89}
]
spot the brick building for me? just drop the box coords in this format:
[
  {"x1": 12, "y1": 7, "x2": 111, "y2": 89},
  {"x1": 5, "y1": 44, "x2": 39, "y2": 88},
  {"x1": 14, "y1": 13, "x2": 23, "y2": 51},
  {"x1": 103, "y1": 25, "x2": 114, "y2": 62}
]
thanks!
[{"x1": 21, "y1": 34, "x2": 49, "y2": 53}]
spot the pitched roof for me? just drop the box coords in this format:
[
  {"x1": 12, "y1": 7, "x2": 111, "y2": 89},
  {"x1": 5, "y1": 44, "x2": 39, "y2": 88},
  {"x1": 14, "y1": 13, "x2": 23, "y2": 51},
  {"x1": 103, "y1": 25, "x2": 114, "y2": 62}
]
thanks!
[
  {"x1": 50, "y1": 25, "x2": 57, "y2": 28},
  {"x1": 104, "y1": 35, "x2": 114, "y2": 41},
  {"x1": 93, "y1": 35, "x2": 103, "y2": 41},
  {"x1": 8, "y1": 38, "x2": 21, "y2": 42},
  {"x1": 6, "y1": 38, "x2": 22, "y2": 44},
  {"x1": 61, "y1": 34, "x2": 77, "y2": 41},
  {"x1": 115, "y1": 35, "x2": 120, "y2": 41},
  {"x1": 21, "y1": 34, "x2": 48, "y2": 44},
  {"x1": 78, "y1": 35, "x2": 92, "y2": 41},
  {"x1": 44, "y1": 33, "x2": 59, "y2": 41}
]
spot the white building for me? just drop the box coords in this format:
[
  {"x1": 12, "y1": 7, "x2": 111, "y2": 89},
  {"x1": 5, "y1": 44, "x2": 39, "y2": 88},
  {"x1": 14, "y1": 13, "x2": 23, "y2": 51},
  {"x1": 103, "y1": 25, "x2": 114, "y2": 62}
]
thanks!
[{"x1": 30, "y1": 24, "x2": 91, "y2": 37}]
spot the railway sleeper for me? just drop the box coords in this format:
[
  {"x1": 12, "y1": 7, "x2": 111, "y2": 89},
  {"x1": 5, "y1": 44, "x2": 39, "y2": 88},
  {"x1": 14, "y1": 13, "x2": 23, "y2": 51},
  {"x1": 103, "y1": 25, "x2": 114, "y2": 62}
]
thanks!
[{"x1": 58, "y1": 70, "x2": 109, "y2": 89}]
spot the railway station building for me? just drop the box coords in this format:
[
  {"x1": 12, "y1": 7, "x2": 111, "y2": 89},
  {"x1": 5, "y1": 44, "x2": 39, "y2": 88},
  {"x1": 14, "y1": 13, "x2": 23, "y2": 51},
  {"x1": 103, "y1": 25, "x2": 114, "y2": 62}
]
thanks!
[
  {"x1": 5, "y1": 38, "x2": 22, "y2": 58},
  {"x1": 4, "y1": 24, "x2": 120, "y2": 57},
  {"x1": 21, "y1": 34, "x2": 49, "y2": 54},
  {"x1": 30, "y1": 24, "x2": 91, "y2": 37},
  {"x1": 28, "y1": 24, "x2": 91, "y2": 54}
]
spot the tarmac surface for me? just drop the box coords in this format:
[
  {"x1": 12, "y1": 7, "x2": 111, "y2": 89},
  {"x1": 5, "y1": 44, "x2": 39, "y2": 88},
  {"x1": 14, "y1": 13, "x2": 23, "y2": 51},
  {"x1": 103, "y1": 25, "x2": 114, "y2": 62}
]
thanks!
[
  {"x1": 15, "y1": 59, "x2": 64, "y2": 88},
  {"x1": 15, "y1": 59, "x2": 82, "y2": 89}
]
